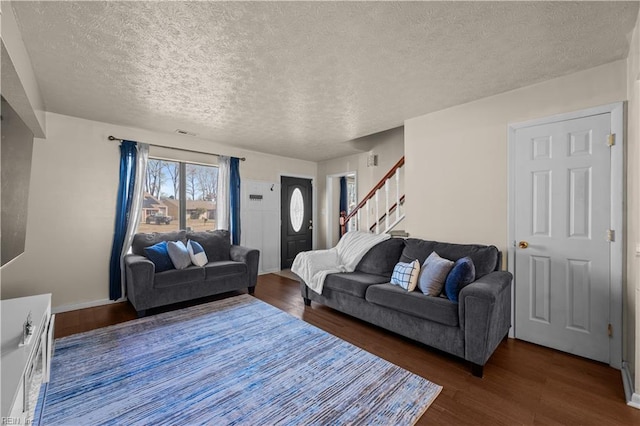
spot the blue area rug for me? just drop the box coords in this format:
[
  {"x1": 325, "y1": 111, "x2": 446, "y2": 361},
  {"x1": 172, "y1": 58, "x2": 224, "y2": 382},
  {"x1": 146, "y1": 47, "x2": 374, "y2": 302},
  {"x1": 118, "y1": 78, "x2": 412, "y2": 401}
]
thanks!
[{"x1": 35, "y1": 295, "x2": 441, "y2": 425}]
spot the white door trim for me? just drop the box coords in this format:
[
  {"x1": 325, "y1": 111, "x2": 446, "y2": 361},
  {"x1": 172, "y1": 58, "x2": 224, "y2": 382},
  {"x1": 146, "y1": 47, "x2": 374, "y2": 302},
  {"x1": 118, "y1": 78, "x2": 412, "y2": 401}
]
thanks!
[{"x1": 507, "y1": 102, "x2": 624, "y2": 369}]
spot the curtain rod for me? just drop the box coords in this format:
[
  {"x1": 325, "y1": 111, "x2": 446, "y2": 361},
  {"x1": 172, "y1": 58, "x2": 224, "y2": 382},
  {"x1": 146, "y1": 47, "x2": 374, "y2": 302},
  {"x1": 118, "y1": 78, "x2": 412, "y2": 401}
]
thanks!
[{"x1": 107, "y1": 136, "x2": 246, "y2": 161}]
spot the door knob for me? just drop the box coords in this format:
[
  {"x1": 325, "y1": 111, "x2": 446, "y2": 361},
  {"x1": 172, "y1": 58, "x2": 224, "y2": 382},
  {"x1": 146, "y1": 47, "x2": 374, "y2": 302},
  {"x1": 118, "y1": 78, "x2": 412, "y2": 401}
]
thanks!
[{"x1": 518, "y1": 241, "x2": 529, "y2": 249}]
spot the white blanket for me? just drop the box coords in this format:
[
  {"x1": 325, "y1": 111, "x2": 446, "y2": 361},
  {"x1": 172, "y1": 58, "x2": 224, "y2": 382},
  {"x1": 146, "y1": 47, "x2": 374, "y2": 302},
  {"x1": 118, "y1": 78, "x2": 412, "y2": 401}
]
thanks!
[{"x1": 291, "y1": 231, "x2": 391, "y2": 295}]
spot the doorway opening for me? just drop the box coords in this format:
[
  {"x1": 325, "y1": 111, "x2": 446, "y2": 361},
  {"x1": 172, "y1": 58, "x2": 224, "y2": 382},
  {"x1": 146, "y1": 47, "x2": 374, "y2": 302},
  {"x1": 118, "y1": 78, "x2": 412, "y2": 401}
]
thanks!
[{"x1": 326, "y1": 172, "x2": 357, "y2": 248}]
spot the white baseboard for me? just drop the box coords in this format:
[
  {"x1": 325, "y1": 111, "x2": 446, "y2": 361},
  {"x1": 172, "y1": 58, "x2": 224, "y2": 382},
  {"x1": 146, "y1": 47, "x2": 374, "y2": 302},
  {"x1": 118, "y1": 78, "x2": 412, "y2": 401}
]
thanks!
[
  {"x1": 631, "y1": 393, "x2": 640, "y2": 410},
  {"x1": 259, "y1": 268, "x2": 281, "y2": 275},
  {"x1": 52, "y1": 297, "x2": 127, "y2": 314},
  {"x1": 622, "y1": 361, "x2": 640, "y2": 409}
]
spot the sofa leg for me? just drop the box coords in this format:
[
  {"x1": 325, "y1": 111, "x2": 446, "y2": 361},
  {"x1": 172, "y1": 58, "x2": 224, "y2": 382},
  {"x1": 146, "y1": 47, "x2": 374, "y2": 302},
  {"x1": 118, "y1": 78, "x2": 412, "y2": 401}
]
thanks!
[
  {"x1": 248, "y1": 286, "x2": 255, "y2": 295},
  {"x1": 136, "y1": 310, "x2": 147, "y2": 318},
  {"x1": 303, "y1": 297, "x2": 311, "y2": 307},
  {"x1": 471, "y1": 363, "x2": 484, "y2": 378}
]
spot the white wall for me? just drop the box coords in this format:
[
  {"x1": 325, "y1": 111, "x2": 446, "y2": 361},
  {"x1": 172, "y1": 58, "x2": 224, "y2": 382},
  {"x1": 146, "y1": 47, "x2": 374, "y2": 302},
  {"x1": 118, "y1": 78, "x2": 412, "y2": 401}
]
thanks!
[
  {"x1": 316, "y1": 126, "x2": 404, "y2": 248},
  {"x1": 627, "y1": 7, "x2": 640, "y2": 406},
  {"x1": 241, "y1": 179, "x2": 280, "y2": 274},
  {"x1": 404, "y1": 60, "x2": 627, "y2": 253},
  {"x1": 0, "y1": 112, "x2": 316, "y2": 310}
]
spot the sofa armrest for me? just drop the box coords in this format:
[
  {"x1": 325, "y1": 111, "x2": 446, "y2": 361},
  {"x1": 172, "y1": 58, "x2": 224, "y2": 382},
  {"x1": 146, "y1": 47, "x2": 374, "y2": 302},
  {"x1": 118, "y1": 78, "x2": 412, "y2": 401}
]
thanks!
[
  {"x1": 124, "y1": 254, "x2": 155, "y2": 310},
  {"x1": 459, "y1": 271, "x2": 512, "y2": 366},
  {"x1": 230, "y1": 245, "x2": 260, "y2": 288}
]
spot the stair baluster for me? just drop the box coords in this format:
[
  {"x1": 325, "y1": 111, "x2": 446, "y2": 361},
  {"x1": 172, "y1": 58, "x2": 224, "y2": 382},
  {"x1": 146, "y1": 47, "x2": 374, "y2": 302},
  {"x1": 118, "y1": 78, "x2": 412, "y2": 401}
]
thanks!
[{"x1": 343, "y1": 156, "x2": 405, "y2": 235}]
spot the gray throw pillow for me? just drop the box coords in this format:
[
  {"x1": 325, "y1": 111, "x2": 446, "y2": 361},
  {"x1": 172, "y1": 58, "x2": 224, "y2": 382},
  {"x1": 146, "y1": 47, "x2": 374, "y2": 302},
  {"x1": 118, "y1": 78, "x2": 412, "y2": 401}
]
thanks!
[
  {"x1": 186, "y1": 230, "x2": 231, "y2": 262},
  {"x1": 131, "y1": 230, "x2": 187, "y2": 256},
  {"x1": 167, "y1": 240, "x2": 192, "y2": 270},
  {"x1": 418, "y1": 251, "x2": 454, "y2": 296}
]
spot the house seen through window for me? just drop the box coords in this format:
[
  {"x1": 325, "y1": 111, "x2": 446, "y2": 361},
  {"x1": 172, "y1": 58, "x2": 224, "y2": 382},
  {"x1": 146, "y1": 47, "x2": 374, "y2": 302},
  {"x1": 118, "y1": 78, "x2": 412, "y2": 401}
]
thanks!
[{"x1": 138, "y1": 159, "x2": 219, "y2": 233}]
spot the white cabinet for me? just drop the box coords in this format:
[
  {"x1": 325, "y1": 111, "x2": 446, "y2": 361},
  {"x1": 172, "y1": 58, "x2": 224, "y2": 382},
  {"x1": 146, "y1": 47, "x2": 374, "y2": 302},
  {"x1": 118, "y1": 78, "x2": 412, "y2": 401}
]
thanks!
[{"x1": 1, "y1": 294, "x2": 54, "y2": 423}]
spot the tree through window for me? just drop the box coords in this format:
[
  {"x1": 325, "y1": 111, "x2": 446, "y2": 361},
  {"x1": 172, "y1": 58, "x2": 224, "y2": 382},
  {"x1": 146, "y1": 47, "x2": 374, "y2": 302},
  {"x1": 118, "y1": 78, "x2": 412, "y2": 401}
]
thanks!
[{"x1": 138, "y1": 159, "x2": 219, "y2": 233}]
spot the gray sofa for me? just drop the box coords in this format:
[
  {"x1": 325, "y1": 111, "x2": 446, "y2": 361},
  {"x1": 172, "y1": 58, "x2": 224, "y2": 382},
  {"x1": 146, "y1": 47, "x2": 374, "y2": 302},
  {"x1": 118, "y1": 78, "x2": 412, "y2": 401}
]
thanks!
[
  {"x1": 299, "y1": 237, "x2": 512, "y2": 377},
  {"x1": 125, "y1": 230, "x2": 259, "y2": 317}
]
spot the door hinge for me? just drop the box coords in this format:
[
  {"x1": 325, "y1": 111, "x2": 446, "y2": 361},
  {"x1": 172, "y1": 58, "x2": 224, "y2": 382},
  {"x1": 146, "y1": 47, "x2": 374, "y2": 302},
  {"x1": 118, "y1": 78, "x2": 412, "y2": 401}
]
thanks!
[
  {"x1": 608, "y1": 323, "x2": 613, "y2": 337},
  {"x1": 606, "y1": 229, "x2": 615, "y2": 242},
  {"x1": 607, "y1": 134, "x2": 616, "y2": 147}
]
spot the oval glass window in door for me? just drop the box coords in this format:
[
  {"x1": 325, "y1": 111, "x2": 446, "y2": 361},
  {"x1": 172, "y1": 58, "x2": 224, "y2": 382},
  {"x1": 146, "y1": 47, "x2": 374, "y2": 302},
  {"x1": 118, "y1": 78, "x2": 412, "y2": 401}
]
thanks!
[{"x1": 290, "y1": 187, "x2": 304, "y2": 232}]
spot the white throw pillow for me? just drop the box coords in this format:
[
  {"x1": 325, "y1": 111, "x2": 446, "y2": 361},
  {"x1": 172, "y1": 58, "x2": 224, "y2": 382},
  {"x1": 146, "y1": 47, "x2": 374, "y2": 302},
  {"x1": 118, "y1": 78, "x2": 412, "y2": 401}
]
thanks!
[
  {"x1": 390, "y1": 259, "x2": 421, "y2": 291},
  {"x1": 167, "y1": 240, "x2": 192, "y2": 270}
]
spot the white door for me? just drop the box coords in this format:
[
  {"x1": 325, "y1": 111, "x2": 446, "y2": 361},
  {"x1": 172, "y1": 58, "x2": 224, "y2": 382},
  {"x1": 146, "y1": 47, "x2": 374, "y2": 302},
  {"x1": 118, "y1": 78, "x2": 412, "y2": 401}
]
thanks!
[{"x1": 514, "y1": 113, "x2": 612, "y2": 363}]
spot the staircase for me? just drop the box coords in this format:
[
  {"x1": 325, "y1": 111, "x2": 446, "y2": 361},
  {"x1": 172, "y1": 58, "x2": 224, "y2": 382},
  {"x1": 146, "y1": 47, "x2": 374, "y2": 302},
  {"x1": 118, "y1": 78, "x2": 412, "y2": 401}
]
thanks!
[{"x1": 344, "y1": 157, "x2": 406, "y2": 235}]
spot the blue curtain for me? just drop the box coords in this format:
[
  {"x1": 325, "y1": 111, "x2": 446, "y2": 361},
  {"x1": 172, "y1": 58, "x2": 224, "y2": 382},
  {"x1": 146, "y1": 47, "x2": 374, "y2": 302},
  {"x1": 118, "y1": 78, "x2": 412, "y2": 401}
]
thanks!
[
  {"x1": 339, "y1": 176, "x2": 347, "y2": 214},
  {"x1": 109, "y1": 141, "x2": 137, "y2": 300},
  {"x1": 229, "y1": 157, "x2": 241, "y2": 245},
  {"x1": 339, "y1": 176, "x2": 347, "y2": 236}
]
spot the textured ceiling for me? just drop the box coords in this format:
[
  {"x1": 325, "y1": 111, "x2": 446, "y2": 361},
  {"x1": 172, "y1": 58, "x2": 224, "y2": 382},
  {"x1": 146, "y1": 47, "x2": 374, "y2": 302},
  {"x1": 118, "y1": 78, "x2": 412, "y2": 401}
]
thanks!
[{"x1": 10, "y1": 1, "x2": 640, "y2": 161}]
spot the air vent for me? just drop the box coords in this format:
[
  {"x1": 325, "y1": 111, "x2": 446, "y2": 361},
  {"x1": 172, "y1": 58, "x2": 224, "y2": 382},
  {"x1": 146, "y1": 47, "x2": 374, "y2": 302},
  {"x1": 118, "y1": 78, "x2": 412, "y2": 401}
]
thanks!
[{"x1": 175, "y1": 129, "x2": 197, "y2": 137}]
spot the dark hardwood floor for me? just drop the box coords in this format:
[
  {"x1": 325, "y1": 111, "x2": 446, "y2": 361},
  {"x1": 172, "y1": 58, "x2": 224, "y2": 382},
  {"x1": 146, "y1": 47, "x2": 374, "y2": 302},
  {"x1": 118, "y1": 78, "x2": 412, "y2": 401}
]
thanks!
[{"x1": 55, "y1": 273, "x2": 640, "y2": 425}]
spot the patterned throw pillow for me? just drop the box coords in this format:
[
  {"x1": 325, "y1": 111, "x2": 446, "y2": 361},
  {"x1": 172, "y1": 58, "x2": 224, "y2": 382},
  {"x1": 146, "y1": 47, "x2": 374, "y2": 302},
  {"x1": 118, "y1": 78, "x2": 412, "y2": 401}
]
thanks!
[
  {"x1": 390, "y1": 259, "x2": 421, "y2": 291},
  {"x1": 167, "y1": 240, "x2": 192, "y2": 270},
  {"x1": 187, "y1": 239, "x2": 208, "y2": 267},
  {"x1": 143, "y1": 241, "x2": 175, "y2": 273},
  {"x1": 444, "y1": 257, "x2": 476, "y2": 303},
  {"x1": 418, "y1": 251, "x2": 454, "y2": 296}
]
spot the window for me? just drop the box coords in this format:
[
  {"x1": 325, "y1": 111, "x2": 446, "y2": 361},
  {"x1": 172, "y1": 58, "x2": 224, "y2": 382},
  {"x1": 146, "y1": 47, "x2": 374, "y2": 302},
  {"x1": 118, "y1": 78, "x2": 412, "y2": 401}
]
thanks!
[
  {"x1": 289, "y1": 187, "x2": 304, "y2": 232},
  {"x1": 138, "y1": 158, "x2": 219, "y2": 233}
]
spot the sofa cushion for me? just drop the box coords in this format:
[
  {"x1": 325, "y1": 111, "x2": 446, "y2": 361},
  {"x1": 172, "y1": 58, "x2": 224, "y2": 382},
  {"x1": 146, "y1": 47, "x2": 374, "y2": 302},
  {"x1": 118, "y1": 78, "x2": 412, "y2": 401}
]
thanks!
[
  {"x1": 355, "y1": 238, "x2": 406, "y2": 277},
  {"x1": 390, "y1": 260, "x2": 420, "y2": 291},
  {"x1": 400, "y1": 239, "x2": 499, "y2": 278},
  {"x1": 324, "y1": 272, "x2": 390, "y2": 298},
  {"x1": 204, "y1": 260, "x2": 247, "y2": 281},
  {"x1": 143, "y1": 241, "x2": 175, "y2": 273},
  {"x1": 167, "y1": 241, "x2": 192, "y2": 270},
  {"x1": 132, "y1": 230, "x2": 187, "y2": 256},
  {"x1": 444, "y1": 257, "x2": 476, "y2": 303},
  {"x1": 186, "y1": 230, "x2": 231, "y2": 262},
  {"x1": 418, "y1": 252, "x2": 454, "y2": 296},
  {"x1": 153, "y1": 265, "x2": 205, "y2": 288},
  {"x1": 366, "y1": 284, "x2": 459, "y2": 327}
]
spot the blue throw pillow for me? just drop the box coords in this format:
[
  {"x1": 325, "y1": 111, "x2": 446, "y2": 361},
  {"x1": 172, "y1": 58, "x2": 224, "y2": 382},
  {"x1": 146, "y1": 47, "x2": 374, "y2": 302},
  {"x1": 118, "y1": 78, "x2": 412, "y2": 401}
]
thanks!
[
  {"x1": 444, "y1": 257, "x2": 476, "y2": 303},
  {"x1": 143, "y1": 241, "x2": 175, "y2": 273}
]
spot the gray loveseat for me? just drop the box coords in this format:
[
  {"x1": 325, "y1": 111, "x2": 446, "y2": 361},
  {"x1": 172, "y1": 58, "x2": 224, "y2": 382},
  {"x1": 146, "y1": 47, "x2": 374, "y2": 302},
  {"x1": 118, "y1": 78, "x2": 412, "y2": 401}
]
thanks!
[
  {"x1": 125, "y1": 230, "x2": 259, "y2": 317},
  {"x1": 299, "y1": 237, "x2": 512, "y2": 377}
]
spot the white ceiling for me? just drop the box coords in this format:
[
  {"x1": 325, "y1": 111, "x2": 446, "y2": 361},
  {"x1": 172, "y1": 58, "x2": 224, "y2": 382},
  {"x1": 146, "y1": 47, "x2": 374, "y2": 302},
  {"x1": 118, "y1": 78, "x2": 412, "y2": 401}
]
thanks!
[{"x1": 10, "y1": 1, "x2": 639, "y2": 162}]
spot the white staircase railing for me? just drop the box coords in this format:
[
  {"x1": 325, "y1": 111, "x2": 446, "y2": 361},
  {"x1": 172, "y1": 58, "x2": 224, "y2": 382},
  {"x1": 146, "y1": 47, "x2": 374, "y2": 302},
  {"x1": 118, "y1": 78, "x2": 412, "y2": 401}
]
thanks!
[{"x1": 343, "y1": 157, "x2": 405, "y2": 235}]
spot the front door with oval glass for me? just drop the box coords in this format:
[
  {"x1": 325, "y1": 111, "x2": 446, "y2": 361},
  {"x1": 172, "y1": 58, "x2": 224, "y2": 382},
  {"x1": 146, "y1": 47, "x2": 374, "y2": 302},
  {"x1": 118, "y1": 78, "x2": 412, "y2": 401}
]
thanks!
[{"x1": 281, "y1": 176, "x2": 313, "y2": 269}]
